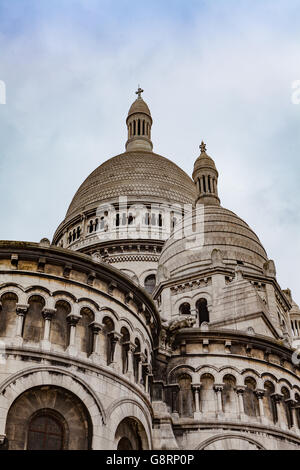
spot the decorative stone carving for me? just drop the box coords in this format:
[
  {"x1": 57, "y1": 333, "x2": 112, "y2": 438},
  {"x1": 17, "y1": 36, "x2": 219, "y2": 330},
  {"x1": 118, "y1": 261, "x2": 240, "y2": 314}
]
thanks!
[{"x1": 162, "y1": 315, "x2": 196, "y2": 332}]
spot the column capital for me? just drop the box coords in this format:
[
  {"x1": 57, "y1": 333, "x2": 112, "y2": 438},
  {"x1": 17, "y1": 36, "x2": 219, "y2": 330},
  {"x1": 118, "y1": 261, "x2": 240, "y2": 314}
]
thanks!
[
  {"x1": 16, "y1": 304, "x2": 29, "y2": 315},
  {"x1": 89, "y1": 321, "x2": 103, "y2": 333},
  {"x1": 135, "y1": 352, "x2": 146, "y2": 362},
  {"x1": 108, "y1": 331, "x2": 122, "y2": 343},
  {"x1": 42, "y1": 308, "x2": 56, "y2": 320},
  {"x1": 123, "y1": 341, "x2": 136, "y2": 353},
  {"x1": 0, "y1": 434, "x2": 6, "y2": 445},
  {"x1": 214, "y1": 384, "x2": 224, "y2": 393},
  {"x1": 255, "y1": 389, "x2": 265, "y2": 399},
  {"x1": 236, "y1": 386, "x2": 246, "y2": 395},
  {"x1": 66, "y1": 314, "x2": 81, "y2": 326},
  {"x1": 192, "y1": 383, "x2": 201, "y2": 392},
  {"x1": 271, "y1": 393, "x2": 283, "y2": 403}
]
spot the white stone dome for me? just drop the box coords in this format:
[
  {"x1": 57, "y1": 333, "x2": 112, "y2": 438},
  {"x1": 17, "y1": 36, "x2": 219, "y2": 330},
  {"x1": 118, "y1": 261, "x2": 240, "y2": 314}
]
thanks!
[
  {"x1": 158, "y1": 204, "x2": 268, "y2": 280},
  {"x1": 65, "y1": 151, "x2": 196, "y2": 220}
]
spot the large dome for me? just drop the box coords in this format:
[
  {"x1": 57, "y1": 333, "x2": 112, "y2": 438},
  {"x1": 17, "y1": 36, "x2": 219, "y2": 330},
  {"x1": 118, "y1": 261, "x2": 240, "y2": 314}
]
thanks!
[
  {"x1": 158, "y1": 204, "x2": 268, "y2": 280},
  {"x1": 66, "y1": 151, "x2": 197, "y2": 219}
]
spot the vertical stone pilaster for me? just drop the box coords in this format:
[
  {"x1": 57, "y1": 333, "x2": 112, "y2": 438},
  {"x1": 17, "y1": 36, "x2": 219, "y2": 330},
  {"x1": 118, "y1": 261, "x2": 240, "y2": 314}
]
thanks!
[
  {"x1": 89, "y1": 322, "x2": 103, "y2": 363},
  {"x1": 236, "y1": 386, "x2": 246, "y2": 421},
  {"x1": 214, "y1": 385, "x2": 224, "y2": 417},
  {"x1": 15, "y1": 304, "x2": 28, "y2": 346},
  {"x1": 192, "y1": 384, "x2": 201, "y2": 419},
  {"x1": 41, "y1": 308, "x2": 56, "y2": 351},
  {"x1": 256, "y1": 390, "x2": 266, "y2": 424},
  {"x1": 66, "y1": 314, "x2": 81, "y2": 356}
]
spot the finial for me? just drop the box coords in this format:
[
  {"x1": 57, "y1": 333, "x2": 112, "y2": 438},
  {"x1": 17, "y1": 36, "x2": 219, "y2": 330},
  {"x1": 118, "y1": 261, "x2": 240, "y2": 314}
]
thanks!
[
  {"x1": 200, "y1": 141, "x2": 207, "y2": 153},
  {"x1": 136, "y1": 85, "x2": 144, "y2": 99}
]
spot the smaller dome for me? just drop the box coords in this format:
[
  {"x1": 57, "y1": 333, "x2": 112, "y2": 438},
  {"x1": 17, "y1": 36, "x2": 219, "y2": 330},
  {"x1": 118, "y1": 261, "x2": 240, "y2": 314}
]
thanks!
[
  {"x1": 127, "y1": 97, "x2": 151, "y2": 119},
  {"x1": 193, "y1": 142, "x2": 218, "y2": 174},
  {"x1": 158, "y1": 205, "x2": 268, "y2": 281}
]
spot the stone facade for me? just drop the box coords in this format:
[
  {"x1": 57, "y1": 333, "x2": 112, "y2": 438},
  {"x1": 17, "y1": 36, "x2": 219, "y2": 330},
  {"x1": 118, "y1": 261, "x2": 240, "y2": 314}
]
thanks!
[{"x1": 0, "y1": 90, "x2": 300, "y2": 450}]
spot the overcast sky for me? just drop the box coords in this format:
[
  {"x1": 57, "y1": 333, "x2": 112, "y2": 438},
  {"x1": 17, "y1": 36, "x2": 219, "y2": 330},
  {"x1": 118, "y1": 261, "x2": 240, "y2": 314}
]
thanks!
[{"x1": 0, "y1": 0, "x2": 299, "y2": 303}]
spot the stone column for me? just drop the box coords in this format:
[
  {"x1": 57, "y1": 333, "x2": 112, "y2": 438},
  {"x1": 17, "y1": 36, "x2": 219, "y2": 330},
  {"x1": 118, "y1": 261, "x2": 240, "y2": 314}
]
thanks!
[
  {"x1": 89, "y1": 322, "x2": 103, "y2": 363},
  {"x1": 143, "y1": 363, "x2": 152, "y2": 394},
  {"x1": 108, "y1": 332, "x2": 122, "y2": 373},
  {"x1": 66, "y1": 314, "x2": 81, "y2": 356},
  {"x1": 123, "y1": 342, "x2": 136, "y2": 380},
  {"x1": 15, "y1": 304, "x2": 28, "y2": 346},
  {"x1": 41, "y1": 308, "x2": 56, "y2": 351},
  {"x1": 138, "y1": 353, "x2": 146, "y2": 387},
  {"x1": 255, "y1": 389, "x2": 266, "y2": 424},
  {"x1": 236, "y1": 386, "x2": 246, "y2": 421},
  {"x1": 192, "y1": 384, "x2": 201, "y2": 419},
  {"x1": 214, "y1": 385, "x2": 224, "y2": 417},
  {"x1": 271, "y1": 393, "x2": 284, "y2": 426},
  {"x1": 286, "y1": 399, "x2": 298, "y2": 433}
]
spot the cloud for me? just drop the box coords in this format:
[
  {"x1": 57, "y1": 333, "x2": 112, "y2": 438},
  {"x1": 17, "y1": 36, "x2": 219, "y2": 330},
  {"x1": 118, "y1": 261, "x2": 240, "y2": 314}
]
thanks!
[{"x1": 0, "y1": 0, "x2": 299, "y2": 301}]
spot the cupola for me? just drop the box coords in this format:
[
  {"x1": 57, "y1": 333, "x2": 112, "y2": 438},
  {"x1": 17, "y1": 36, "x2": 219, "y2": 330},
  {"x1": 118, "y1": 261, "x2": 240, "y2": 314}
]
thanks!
[
  {"x1": 192, "y1": 141, "x2": 220, "y2": 206},
  {"x1": 125, "y1": 87, "x2": 153, "y2": 152}
]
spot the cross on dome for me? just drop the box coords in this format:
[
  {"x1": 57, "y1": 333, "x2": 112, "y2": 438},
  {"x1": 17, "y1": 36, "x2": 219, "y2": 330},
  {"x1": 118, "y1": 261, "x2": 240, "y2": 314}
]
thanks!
[
  {"x1": 200, "y1": 141, "x2": 207, "y2": 153},
  {"x1": 136, "y1": 86, "x2": 144, "y2": 98}
]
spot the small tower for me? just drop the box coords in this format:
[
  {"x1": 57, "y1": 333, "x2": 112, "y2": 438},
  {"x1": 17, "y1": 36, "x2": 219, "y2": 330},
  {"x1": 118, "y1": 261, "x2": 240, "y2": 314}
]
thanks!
[
  {"x1": 126, "y1": 87, "x2": 153, "y2": 152},
  {"x1": 192, "y1": 141, "x2": 220, "y2": 206}
]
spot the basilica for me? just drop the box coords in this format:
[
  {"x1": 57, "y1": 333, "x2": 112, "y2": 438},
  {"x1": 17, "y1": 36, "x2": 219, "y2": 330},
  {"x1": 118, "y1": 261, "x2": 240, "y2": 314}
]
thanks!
[{"x1": 1, "y1": 89, "x2": 300, "y2": 450}]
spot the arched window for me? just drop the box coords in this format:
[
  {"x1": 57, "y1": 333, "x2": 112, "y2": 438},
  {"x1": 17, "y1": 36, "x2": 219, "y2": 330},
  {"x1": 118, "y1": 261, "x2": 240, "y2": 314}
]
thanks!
[
  {"x1": 76, "y1": 227, "x2": 81, "y2": 239},
  {"x1": 222, "y1": 375, "x2": 237, "y2": 414},
  {"x1": 133, "y1": 120, "x2": 136, "y2": 135},
  {"x1": 243, "y1": 377, "x2": 259, "y2": 418},
  {"x1": 118, "y1": 437, "x2": 133, "y2": 450},
  {"x1": 102, "y1": 317, "x2": 115, "y2": 365},
  {"x1": 263, "y1": 381, "x2": 277, "y2": 423},
  {"x1": 179, "y1": 303, "x2": 191, "y2": 315},
  {"x1": 295, "y1": 394, "x2": 300, "y2": 428},
  {"x1": 27, "y1": 412, "x2": 64, "y2": 450},
  {"x1": 116, "y1": 213, "x2": 120, "y2": 227},
  {"x1": 138, "y1": 119, "x2": 141, "y2": 135},
  {"x1": 282, "y1": 387, "x2": 293, "y2": 428},
  {"x1": 145, "y1": 212, "x2": 150, "y2": 225},
  {"x1": 88, "y1": 221, "x2": 93, "y2": 234},
  {"x1": 50, "y1": 300, "x2": 70, "y2": 351},
  {"x1": 200, "y1": 374, "x2": 215, "y2": 414},
  {"x1": 158, "y1": 213, "x2": 163, "y2": 227},
  {"x1": 128, "y1": 213, "x2": 134, "y2": 225},
  {"x1": 208, "y1": 175, "x2": 212, "y2": 193},
  {"x1": 134, "y1": 338, "x2": 141, "y2": 383},
  {"x1": 177, "y1": 374, "x2": 194, "y2": 418},
  {"x1": 23, "y1": 296, "x2": 45, "y2": 344},
  {"x1": 151, "y1": 213, "x2": 156, "y2": 226},
  {"x1": 68, "y1": 232, "x2": 72, "y2": 243},
  {"x1": 72, "y1": 230, "x2": 76, "y2": 242},
  {"x1": 144, "y1": 275, "x2": 156, "y2": 295},
  {"x1": 76, "y1": 308, "x2": 94, "y2": 355},
  {"x1": 196, "y1": 298, "x2": 209, "y2": 326},
  {"x1": 121, "y1": 213, "x2": 127, "y2": 226},
  {"x1": 142, "y1": 120, "x2": 145, "y2": 135},
  {"x1": 121, "y1": 327, "x2": 130, "y2": 374},
  {"x1": 0, "y1": 293, "x2": 18, "y2": 339}
]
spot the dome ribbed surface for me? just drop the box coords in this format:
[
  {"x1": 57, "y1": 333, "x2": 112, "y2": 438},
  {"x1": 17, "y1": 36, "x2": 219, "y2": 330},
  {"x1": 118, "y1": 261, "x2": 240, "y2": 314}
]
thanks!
[
  {"x1": 158, "y1": 205, "x2": 268, "y2": 278},
  {"x1": 66, "y1": 151, "x2": 197, "y2": 219},
  {"x1": 128, "y1": 98, "x2": 151, "y2": 118}
]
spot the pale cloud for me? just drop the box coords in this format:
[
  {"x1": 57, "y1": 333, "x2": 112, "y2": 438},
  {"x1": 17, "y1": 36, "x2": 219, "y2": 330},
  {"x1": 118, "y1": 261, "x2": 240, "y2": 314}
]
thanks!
[{"x1": 0, "y1": 0, "x2": 299, "y2": 301}]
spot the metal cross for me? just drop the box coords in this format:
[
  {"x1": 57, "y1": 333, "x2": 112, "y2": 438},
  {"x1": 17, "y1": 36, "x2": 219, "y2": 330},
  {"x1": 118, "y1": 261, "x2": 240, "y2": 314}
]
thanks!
[
  {"x1": 200, "y1": 141, "x2": 207, "y2": 153},
  {"x1": 136, "y1": 86, "x2": 144, "y2": 98}
]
